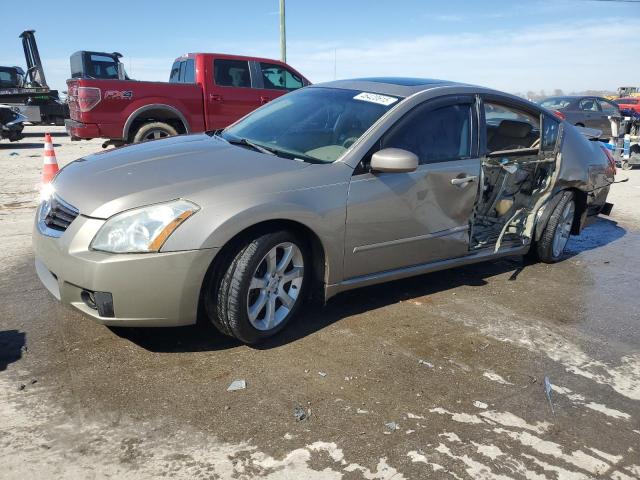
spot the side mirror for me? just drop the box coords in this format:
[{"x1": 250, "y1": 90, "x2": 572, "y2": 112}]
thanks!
[
  {"x1": 370, "y1": 148, "x2": 419, "y2": 173},
  {"x1": 117, "y1": 62, "x2": 126, "y2": 81}
]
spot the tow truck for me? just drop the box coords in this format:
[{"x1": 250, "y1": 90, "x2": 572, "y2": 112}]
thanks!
[{"x1": 0, "y1": 30, "x2": 69, "y2": 126}]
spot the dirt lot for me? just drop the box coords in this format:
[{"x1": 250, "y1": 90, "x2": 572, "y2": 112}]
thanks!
[{"x1": 1, "y1": 126, "x2": 639, "y2": 479}]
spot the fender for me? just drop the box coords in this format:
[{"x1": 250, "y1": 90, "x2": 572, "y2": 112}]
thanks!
[{"x1": 122, "y1": 103, "x2": 191, "y2": 139}]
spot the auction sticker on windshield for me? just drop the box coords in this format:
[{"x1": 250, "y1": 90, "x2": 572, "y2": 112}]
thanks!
[{"x1": 353, "y1": 92, "x2": 399, "y2": 106}]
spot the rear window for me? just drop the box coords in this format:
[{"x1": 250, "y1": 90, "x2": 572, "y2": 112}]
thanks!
[
  {"x1": 0, "y1": 68, "x2": 17, "y2": 87},
  {"x1": 214, "y1": 59, "x2": 251, "y2": 88},
  {"x1": 169, "y1": 59, "x2": 195, "y2": 84},
  {"x1": 540, "y1": 98, "x2": 571, "y2": 109}
]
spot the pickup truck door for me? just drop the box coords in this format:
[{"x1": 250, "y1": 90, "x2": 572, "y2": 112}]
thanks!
[
  {"x1": 206, "y1": 58, "x2": 261, "y2": 129},
  {"x1": 344, "y1": 96, "x2": 480, "y2": 279},
  {"x1": 251, "y1": 61, "x2": 306, "y2": 106}
]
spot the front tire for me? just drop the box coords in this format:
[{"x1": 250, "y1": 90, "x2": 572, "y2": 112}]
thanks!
[
  {"x1": 536, "y1": 191, "x2": 575, "y2": 263},
  {"x1": 206, "y1": 231, "x2": 308, "y2": 344}
]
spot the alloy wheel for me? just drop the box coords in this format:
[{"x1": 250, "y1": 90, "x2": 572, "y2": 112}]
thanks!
[
  {"x1": 246, "y1": 242, "x2": 304, "y2": 331},
  {"x1": 552, "y1": 201, "x2": 574, "y2": 258}
]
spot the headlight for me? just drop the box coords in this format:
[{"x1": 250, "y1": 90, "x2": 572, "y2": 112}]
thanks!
[{"x1": 90, "y1": 200, "x2": 199, "y2": 253}]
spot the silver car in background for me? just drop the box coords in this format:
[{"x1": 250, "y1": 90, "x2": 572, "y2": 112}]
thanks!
[
  {"x1": 33, "y1": 78, "x2": 615, "y2": 344},
  {"x1": 539, "y1": 95, "x2": 621, "y2": 137}
]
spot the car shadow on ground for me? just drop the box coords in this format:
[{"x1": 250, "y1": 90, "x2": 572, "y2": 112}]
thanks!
[
  {"x1": 0, "y1": 142, "x2": 61, "y2": 150},
  {"x1": 21, "y1": 131, "x2": 68, "y2": 138},
  {"x1": 112, "y1": 257, "x2": 527, "y2": 353},
  {"x1": 0, "y1": 330, "x2": 26, "y2": 372},
  {"x1": 565, "y1": 217, "x2": 626, "y2": 256},
  {"x1": 111, "y1": 216, "x2": 626, "y2": 353}
]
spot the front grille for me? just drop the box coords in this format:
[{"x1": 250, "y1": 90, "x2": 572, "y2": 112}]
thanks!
[{"x1": 43, "y1": 195, "x2": 79, "y2": 232}]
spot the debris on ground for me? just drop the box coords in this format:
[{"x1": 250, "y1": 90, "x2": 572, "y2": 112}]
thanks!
[
  {"x1": 294, "y1": 405, "x2": 307, "y2": 422},
  {"x1": 304, "y1": 369, "x2": 309, "y2": 373},
  {"x1": 356, "y1": 408, "x2": 369, "y2": 414},
  {"x1": 17, "y1": 384, "x2": 25, "y2": 391},
  {"x1": 318, "y1": 371, "x2": 327, "y2": 377},
  {"x1": 9, "y1": 152, "x2": 19, "y2": 156},
  {"x1": 418, "y1": 359, "x2": 434, "y2": 368},
  {"x1": 227, "y1": 379, "x2": 246, "y2": 392},
  {"x1": 544, "y1": 376, "x2": 554, "y2": 415},
  {"x1": 384, "y1": 421, "x2": 400, "y2": 433}
]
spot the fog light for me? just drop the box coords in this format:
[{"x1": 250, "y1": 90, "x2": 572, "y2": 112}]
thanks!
[
  {"x1": 81, "y1": 290, "x2": 97, "y2": 309},
  {"x1": 80, "y1": 290, "x2": 114, "y2": 318}
]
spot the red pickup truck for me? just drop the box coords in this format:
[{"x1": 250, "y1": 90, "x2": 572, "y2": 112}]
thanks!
[{"x1": 65, "y1": 52, "x2": 310, "y2": 144}]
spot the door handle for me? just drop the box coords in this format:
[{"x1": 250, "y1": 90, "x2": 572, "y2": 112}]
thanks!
[
  {"x1": 451, "y1": 175, "x2": 478, "y2": 186},
  {"x1": 260, "y1": 96, "x2": 271, "y2": 104},
  {"x1": 209, "y1": 94, "x2": 223, "y2": 102}
]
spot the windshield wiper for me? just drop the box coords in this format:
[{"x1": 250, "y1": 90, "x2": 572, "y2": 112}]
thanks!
[{"x1": 225, "y1": 137, "x2": 276, "y2": 156}]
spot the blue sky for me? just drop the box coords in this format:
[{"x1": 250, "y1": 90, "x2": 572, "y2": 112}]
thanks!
[{"x1": 1, "y1": 0, "x2": 639, "y2": 94}]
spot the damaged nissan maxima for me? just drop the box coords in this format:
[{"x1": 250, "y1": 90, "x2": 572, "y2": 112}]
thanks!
[{"x1": 33, "y1": 78, "x2": 616, "y2": 344}]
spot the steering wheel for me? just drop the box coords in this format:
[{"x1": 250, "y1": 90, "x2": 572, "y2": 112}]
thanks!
[{"x1": 342, "y1": 136, "x2": 359, "y2": 148}]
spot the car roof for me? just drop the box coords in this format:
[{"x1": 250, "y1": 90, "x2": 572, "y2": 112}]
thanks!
[{"x1": 311, "y1": 77, "x2": 465, "y2": 97}]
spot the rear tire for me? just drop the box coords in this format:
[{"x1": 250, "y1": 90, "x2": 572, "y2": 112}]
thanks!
[
  {"x1": 132, "y1": 121, "x2": 178, "y2": 143},
  {"x1": 535, "y1": 191, "x2": 575, "y2": 263},
  {"x1": 205, "y1": 231, "x2": 309, "y2": 344}
]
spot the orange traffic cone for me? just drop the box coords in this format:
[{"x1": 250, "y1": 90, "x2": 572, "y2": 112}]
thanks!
[{"x1": 41, "y1": 133, "x2": 59, "y2": 184}]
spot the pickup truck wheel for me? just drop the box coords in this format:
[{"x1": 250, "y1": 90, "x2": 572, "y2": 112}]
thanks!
[
  {"x1": 206, "y1": 231, "x2": 308, "y2": 344},
  {"x1": 536, "y1": 191, "x2": 575, "y2": 263},
  {"x1": 132, "y1": 122, "x2": 178, "y2": 143}
]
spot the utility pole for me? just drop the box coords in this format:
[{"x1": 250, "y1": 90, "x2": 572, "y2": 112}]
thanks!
[{"x1": 280, "y1": 0, "x2": 286, "y2": 63}]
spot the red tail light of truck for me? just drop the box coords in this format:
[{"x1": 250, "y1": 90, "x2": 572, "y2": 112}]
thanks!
[{"x1": 77, "y1": 87, "x2": 102, "y2": 112}]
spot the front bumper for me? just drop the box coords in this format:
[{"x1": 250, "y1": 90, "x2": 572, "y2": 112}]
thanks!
[{"x1": 33, "y1": 211, "x2": 218, "y2": 327}]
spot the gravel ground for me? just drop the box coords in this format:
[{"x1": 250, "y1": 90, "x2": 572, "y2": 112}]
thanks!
[{"x1": 1, "y1": 126, "x2": 639, "y2": 479}]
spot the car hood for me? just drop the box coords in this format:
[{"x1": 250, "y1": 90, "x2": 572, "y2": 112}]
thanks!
[{"x1": 52, "y1": 134, "x2": 315, "y2": 218}]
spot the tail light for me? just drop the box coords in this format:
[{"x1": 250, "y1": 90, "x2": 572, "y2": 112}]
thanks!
[
  {"x1": 600, "y1": 144, "x2": 617, "y2": 175},
  {"x1": 77, "y1": 87, "x2": 101, "y2": 112},
  {"x1": 553, "y1": 110, "x2": 566, "y2": 120}
]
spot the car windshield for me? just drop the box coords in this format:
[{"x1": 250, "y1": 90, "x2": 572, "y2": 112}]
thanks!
[
  {"x1": 221, "y1": 87, "x2": 402, "y2": 163},
  {"x1": 540, "y1": 97, "x2": 571, "y2": 109}
]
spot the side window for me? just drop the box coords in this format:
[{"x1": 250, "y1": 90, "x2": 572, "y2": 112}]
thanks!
[
  {"x1": 169, "y1": 61, "x2": 181, "y2": 83},
  {"x1": 598, "y1": 99, "x2": 618, "y2": 115},
  {"x1": 381, "y1": 103, "x2": 472, "y2": 164},
  {"x1": 214, "y1": 59, "x2": 251, "y2": 88},
  {"x1": 259, "y1": 62, "x2": 304, "y2": 90},
  {"x1": 183, "y1": 59, "x2": 195, "y2": 83},
  {"x1": 484, "y1": 102, "x2": 540, "y2": 153},
  {"x1": 579, "y1": 98, "x2": 599, "y2": 111},
  {"x1": 541, "y1": 114, "x2": 560, "y2": 151}
]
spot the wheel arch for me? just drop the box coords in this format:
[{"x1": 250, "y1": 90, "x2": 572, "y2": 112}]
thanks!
[
  {"x1": 197, "y1": 219, "x2": 329, "y2": 320},
  {"x1": 534, "y1": 187, "x2": 587, "y2": 241},
  {"x1": 123, "y1": 104, "x2": 191, "y2": 141}
]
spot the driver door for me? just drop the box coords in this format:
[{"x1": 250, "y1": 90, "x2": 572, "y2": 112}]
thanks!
[{"x1": 344, "y1": 95, "x2": 481, "y2": 279}]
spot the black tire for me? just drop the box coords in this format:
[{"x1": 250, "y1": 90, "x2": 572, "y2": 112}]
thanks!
[
  {"x1": 205, "y1": 231, "x2": 309, "y2": 344},
  {"x1": 621, "y1": 161, "x2": 633, "y2": 171},
  {"x1": 535, "y1": 191, "x2": 575, "y2": 263},
  {"x1": 132, "y1": 121, "x2": 178, "y2": 143}
]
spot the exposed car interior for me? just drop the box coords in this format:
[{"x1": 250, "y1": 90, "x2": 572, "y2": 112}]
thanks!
[{"x1": 471, "y1": 102, "x2": 559, "y2": 251}]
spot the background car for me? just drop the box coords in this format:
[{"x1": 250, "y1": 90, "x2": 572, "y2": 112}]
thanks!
[
  {"x1": 33, "y1": 79, "x2": 615, "y2": 344},
  {"x1": 539, "y1": 95, "x2": 621, "y2": 137},
  {"x1": 613, "y1": 97, "x2": 640, "y2": 114}
]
